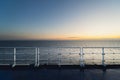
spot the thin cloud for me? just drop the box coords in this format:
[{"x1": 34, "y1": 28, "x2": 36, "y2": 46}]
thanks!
[{"x1": 67, "y1": 37, "x2": 80, "y2": 39}]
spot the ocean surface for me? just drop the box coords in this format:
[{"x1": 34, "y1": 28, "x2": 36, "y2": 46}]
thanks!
[
  {"x1": 0, "y1": 40, "x2": 120, "y2": 80},
  {"x1": 0, "y1": 40, "x2": 120, "y2": 47}
]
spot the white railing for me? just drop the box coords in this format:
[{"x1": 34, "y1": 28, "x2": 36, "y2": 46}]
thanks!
[{"x1": 0, "y1": 47, "x2": 120, "y2": 67}]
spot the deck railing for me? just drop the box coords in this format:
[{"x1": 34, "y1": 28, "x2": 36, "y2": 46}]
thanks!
[{"x1": 0, "y1": 47, "x2": 120, "y2": 67}]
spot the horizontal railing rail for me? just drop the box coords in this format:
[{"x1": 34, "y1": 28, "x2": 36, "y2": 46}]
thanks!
[{"x1": 0, "y1": 47, "x2": 120, "y2": 67}]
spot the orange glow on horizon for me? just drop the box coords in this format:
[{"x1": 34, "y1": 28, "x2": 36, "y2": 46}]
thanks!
[{"x1": 23, "y1": 34, "x2": 120, "y2": 40}]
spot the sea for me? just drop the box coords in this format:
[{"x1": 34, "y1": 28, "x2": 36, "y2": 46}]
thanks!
[
  {"x1": 0, "y1": 40, "x2": 120, "y2": 80},
  {"x1": 0, "y1": 40, "x2": 120, "y2": 47}
]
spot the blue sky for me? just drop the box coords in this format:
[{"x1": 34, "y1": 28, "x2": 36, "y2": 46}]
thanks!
[{"x1": 0, "y1": 0, "x2": 120, "y2": 40}]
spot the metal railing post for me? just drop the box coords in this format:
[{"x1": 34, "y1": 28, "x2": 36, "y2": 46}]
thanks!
[
  {"x1": 37, "y1": 48, "x2": 40, "y2": 67},
  {"x1": 80, "y1": 47, "x2": 84, "y2": 67},
  {"x1": 58, "y1": 53, "x2": 61, "y2": 67},
  {"x1": 12, "y1": 48, "x2": 16, "y2": 67},
  {"x1": 35, "y1": 48, "x2": 38, "y2": 67},
  {"x1": 47, "y1": 53, "x2": 49, "y2": 65},
  {"x1": 102, "y1": 47, "x2": 105, "y2": 66}
]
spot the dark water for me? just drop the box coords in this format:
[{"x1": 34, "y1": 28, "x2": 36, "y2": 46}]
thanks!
[
  {"x1": 0, "y1": 40, "x2": 120, "y2": 80},
  {"x1": 0, "y1": 40, "x2": 120, "y2": 47}
]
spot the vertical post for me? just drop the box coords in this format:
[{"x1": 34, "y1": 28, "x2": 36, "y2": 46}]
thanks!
[
  {"x1": 12, "y1": 48, "x2": 16, "y2": 67},
  {"x1": 69, "y1": 53, "x2": 71, "y2": 64},
  {"x1": 80, "y1": 47, "x2": 84, "y2": 67},
  {"x1": 47, "y1": 53, "x2": 49, "y2": 65},
  {"x1": 35, "y1": 48, "x2": 38, "y2": 67},
  {"x1": 102, "y1": 47, "x2": 105, "y2": 67},
  {"x1": 58, "y1": 53, "x2": 61, "y2": 67},
  {"x1": 37, "y1": 48, "x2": 40, "y2": 67}
]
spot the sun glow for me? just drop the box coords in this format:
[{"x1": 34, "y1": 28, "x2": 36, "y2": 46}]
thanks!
[{"x1": 0, "y1": 0, "x2": 120, "y2": 40}]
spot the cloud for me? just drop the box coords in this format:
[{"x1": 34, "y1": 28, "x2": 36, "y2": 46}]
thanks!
[{"x1": 67, "y1": 37, "x2": 80, "y2": 39}]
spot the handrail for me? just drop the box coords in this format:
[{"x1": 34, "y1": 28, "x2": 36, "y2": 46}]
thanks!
[{"x1": 0, "y1": 47, "x2": 120, "y2": 67}]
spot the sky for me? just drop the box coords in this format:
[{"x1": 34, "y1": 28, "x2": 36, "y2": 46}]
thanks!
[{"x1": 0, "y1": 0, "x2": 120, "y2": 40}]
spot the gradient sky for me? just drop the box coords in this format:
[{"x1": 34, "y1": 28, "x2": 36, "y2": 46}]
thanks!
[{"x1": 0, "y1": 0, "x2": 120, "y2": 40}]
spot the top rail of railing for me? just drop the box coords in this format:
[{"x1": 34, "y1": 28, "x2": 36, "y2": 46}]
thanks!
[{"x1": 0, "y1": 47, "x2": 120, "y2": 48}]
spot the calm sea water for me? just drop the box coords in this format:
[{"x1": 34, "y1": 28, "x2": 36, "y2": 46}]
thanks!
[{"x1": 0, "y1": 40, "x2": 120, "y2": 47}]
